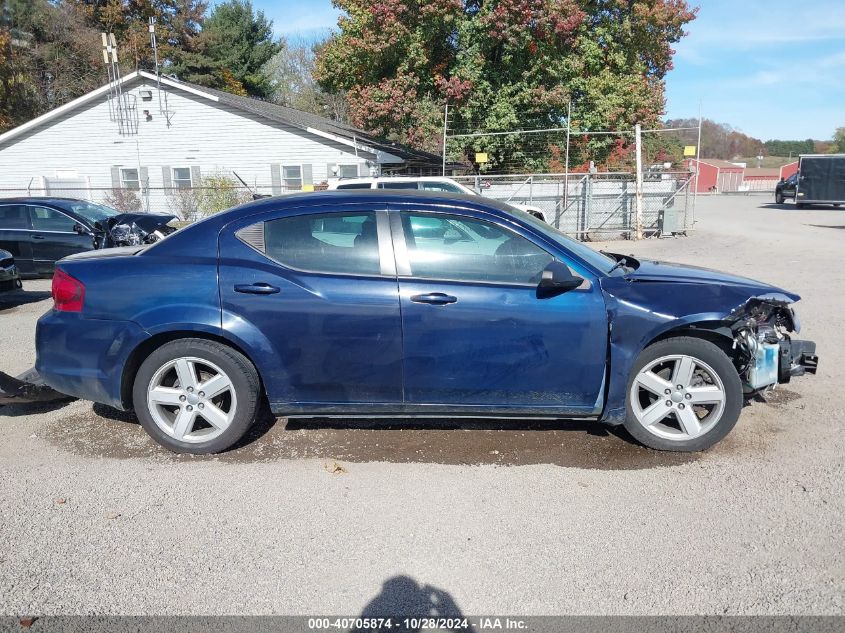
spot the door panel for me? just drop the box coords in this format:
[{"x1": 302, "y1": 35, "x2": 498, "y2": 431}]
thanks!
[
  {"x1": 27, "y1": 206, "x2": 94, "y2": 274},
  {"x1": 218, "y1": 206, "x2": 403, "y2": 407},
  {"x1": 393, "y1": 209, "x2": 608, "y2": 412},
  {"x1": 0, "y1": 204, "x2": 34, "y2": 274}
]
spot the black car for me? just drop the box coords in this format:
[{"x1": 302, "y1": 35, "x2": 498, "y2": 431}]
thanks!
[
  {"x1": 0, "y1": 198, "x2": 176, "y2": 277},
  {"x1": 775, "y1": 173, "x2": 798, "y2": 204},
  {"x1": 0, "y1": 248, "x2": 22, "y2": 292}
]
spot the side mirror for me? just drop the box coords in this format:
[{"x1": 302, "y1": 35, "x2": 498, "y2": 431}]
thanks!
[
  {"x1": 539, "y1": 261, "x2": 583, "y2": 292},
  {"x1": 73, "y1": 223, "x2": 91, "y2": 235}
]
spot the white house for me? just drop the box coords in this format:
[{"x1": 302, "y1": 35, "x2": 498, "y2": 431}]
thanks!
[{"x1": 0, "y1": 70, "x2": 443, "y2": 214}]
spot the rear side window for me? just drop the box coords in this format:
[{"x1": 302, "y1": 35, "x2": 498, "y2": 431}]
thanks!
[
  {"x1": 378, "y1": 181, "x2": 419, "y2": 190},
  {"x1": 262, "y1": 212, "x2": 381, "y2": 275},
  {"x1": 335, "y1": 183, "x2": 373, "y2": 190},
  {"x1": 29, "y1": 206, "x2": 77, "y2": 232},
  {"x1": 0, "y1": 205, "x2": 29, "y2": 229}
]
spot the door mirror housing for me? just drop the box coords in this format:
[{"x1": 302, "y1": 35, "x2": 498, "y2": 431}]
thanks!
[
  {"x1": 73, "y1": 223, "x2": 91, "y2": 235},
  {"x1": 539, "y1": 261, "x2": 583, "y2": 292}
]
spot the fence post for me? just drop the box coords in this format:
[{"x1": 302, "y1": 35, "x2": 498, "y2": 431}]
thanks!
[
  {"x1": 441, "y1": 103, "x2": 449, "y2": 177},
  {"x1": 634, "y1": 123, "x2": 643, "y2": 240}
]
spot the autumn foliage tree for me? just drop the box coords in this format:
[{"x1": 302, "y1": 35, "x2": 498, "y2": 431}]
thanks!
[{"x1": 316, "y1": 0, "x2": 697, "y2": 170}]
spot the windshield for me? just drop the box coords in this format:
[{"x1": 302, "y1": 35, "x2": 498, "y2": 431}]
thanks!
[
  {"x1": 63, "y1": 201, "x2": 121, "y2": 224},
  {"x1": 503, "y1": 205, "x2": 617, "y2": 273}
]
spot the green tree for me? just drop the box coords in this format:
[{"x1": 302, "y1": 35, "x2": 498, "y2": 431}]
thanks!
[
  {"x1": 173, "y1": 0, "x2": 279, "y2": 97},
  {"x1": 316, "y1": 0, "x2": 696, "y2": 170},
  {"x1": 263, "y1": 36, "x2": 349, "y2": 121},
  {"x1": 832, "y1": 127, "x2": 845, "y2": 153}
]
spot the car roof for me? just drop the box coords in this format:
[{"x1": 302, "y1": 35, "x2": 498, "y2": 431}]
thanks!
[
  {"x1": 0, "y1": 197, "x2": 87, "y2": 206},
  {"x1": 240, "y1": 188, "x2": 507, "y2": 212},
  {"x1": 335, "y1": 176, "x2": 459, "y2": 183}
]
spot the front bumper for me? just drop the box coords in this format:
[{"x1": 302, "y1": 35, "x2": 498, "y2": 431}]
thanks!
[
  {"x1": 779, "y1": 339, "x2": 818, "y2": 382},
  {"x1": 0, "y1": 264, "x2": 21, "y2": 291}
]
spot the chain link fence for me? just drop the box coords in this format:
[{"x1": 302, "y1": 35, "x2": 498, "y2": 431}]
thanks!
[{"x1": 456, "y1": 170, "x2": 695, "y2": 239}]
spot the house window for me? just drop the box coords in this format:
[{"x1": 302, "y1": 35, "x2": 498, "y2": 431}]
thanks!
[
  {"x1": 283, "y1": 165, "x2": 302, "y2": 190},
  {"x1": 337, "y1": 164, "x2": 359, "y2": 179},
  {"x1": 120, "y1": 168, "x2": 140, "y2": 190},
  {"x1": 172, "y1": 167, "x2": 193, "y2": 189}
]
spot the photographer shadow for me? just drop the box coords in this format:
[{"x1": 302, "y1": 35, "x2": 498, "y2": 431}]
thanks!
[{"x1": 352, "y1": 575, "x2": 475, "y2": 633}]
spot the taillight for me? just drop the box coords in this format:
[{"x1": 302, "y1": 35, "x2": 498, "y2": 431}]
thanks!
[{"x1": 52, "y1": 268, "x2": 85, "y2": 312}]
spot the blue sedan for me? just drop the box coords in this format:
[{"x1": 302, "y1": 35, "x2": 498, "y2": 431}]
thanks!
[{"x1": 34, "y1": 191, "x2": 817, "y2": 453}]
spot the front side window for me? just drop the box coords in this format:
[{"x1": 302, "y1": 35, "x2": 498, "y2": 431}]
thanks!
[
  {"x1": 283, "y1": 165, "x2": 302, "y2": 190},
  {"x1": 120, "y1": 168, "x2": 140, "y2": 190},
  {"x1": 336, "y1": 183, "x2": 373, "y2": 190},
  {"x1": 420, "y1": 181, "x2": 464, "y2": 193},
  {"x1": 172, "y1": 167, "x2": 192, "y2": 189},
  {"x1": 262, "y1": 212, "x2": 381, "y2": 275},
  {"x1": 400, "y1": 212, "x2": 554, "y2": 285},
  {"x1": 28, "y1": 206, "x2": 77, "y2": 232}
]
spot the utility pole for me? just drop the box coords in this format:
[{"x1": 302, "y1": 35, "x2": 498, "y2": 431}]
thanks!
[
  {"x1": 563, "y1": 99, "x2": 571, "y2": 212},
  {"x1": 693, "y1": 102, "x2": 702, "y2": 225},
  {"x1": 634, "y1": 123, "x2": 643, "y2": 240},
  {"x1": 441, "y1": 103, "x2": 449, "y2": 176}
]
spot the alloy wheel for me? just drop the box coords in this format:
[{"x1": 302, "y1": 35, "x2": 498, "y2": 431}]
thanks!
[
  {"x1": 629, "y1": 354, "x2": 726, "y2": 441},
  {"x1": 146, "y1": 356, "x2": 238, "y2": 443}
]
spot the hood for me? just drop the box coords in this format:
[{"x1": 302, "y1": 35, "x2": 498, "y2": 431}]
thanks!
[
  {"x1": 622, "y1": 259, "x2": 800, "y2": 302},
  {"x1": 95, "y1": 213, "x2": 177, "y2": 233}
]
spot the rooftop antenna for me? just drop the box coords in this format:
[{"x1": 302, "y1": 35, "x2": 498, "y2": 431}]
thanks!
[
  {"x1": 148, "y1": 17, "x2": 172, "y2": 126},
  {"x1": 101, "y1": 32, "x2": 137, "y2": 135}
]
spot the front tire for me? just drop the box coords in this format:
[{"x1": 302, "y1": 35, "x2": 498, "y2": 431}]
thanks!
[
  {"x1": 623, "y1": 337, "x2": 742, "y2": 452},
  {"x1": 775, "y1": 192, "x2": 784, "y2": 204},
  {"x1": 133, "y1": 338, "x2": 261, "y2": 454}
]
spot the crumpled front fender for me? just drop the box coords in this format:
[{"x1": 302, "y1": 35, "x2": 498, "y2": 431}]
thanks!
[{"x1": 598, "y1": 277, "x2": 802, "y2": 425}]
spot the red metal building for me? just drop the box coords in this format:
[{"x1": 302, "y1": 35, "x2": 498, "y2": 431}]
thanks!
[{"x1": 684, "y1": 159, "x2": 745, "y2": 193}]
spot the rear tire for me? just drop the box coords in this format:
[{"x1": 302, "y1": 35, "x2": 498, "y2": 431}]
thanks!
[
  {"x1": 775, "y1": 192, "x2": 784, "y2": 204},
  {"x1": 132, "y1": 338, "x2": 261, "y2": 454},
  {"x1": 623, "y1": 337, "x2": 742, "y2": 452}
]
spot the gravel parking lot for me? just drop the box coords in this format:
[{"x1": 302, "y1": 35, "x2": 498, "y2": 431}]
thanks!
[{"x1": 0, "y1": 195, "x2": 842, "y2": 616}]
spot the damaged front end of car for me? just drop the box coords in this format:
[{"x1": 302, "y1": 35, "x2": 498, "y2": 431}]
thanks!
[
  {"x1": 728, "y1": 294, "x2": 818, "y2": 395},
  {"x1": 94, "y1": 213, "x2": 178, "y2": 249}
]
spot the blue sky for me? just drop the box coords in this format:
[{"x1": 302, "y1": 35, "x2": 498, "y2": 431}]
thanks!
[{"x1": 242, "y1": 0, "x2": 845, "y2": 141}]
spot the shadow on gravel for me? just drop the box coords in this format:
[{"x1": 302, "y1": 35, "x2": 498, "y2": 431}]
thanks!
[
  {"x1": 353, "y1": 576, "x2": 473, "y2": 632},
  {"x1": 43, "y1": 402, "x2": 698, "y2": 470},
  {"x1": 0, "y1": 289, "x2": 51, "y2": 311}
]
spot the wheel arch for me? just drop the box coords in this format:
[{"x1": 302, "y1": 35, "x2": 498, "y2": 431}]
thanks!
[
  {"x1": 120, "y1": 330, "x2": 263, "y2": 410},
  {"x1": 646, "y1": 320, "x2": 737, "y2": 359}
]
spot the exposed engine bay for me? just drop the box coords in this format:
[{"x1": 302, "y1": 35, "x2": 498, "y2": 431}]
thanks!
[
  {"x1": 94, "y1": 213, "x2": 178, "y2": 249},
  {"x1": 729, "y1": 296, "x2": 818, "y2": 394}
]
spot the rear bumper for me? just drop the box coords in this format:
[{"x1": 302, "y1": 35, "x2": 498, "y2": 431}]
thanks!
[
  {"x1": 35, "y1": 311, "x2": 151, "y2": 409},
  {"x1": 0, "y1": 367, "x2": 69, "y2": 405},
  {"x1": 779, "y1": 338, "x2": 818, "y2": 383}
]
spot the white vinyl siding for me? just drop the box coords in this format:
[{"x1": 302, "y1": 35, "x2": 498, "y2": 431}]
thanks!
[{"x1": 0, "y1": 73, "x2": 403, "y2": 203}]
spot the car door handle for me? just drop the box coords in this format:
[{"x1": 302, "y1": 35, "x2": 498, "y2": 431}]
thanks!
[
  {"x1": 234, "y1": 283, "x2": 280, "y2": 295},
  {"x1": 410, "y1": 292, "x2": 457, "y2": 305},
  {"x1": 31, "y1": 235, "x2": 46, "y2": 240}
]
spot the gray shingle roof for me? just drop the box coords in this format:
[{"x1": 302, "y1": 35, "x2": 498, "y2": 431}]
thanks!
[{"x1": 168, "y1": 77, "x2": 443, "y2": 165}]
